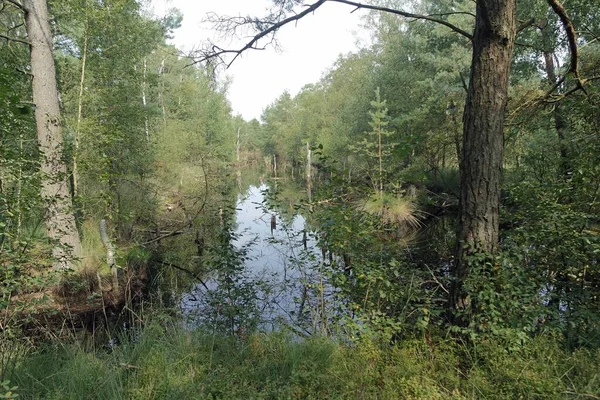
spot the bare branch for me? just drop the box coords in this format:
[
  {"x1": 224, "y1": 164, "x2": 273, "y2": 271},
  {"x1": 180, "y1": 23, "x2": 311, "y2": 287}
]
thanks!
[
  {"x1": 194, "y1": 0, "x2": 328, "y2": 67},
  {"x1": 328, "y1": 0, "x2": 473, "y2": 40},
  {"x1": 4, "y1": 0, "x2": 24, "y2": 11},
  {"x1": 427, "y1": 11, "x2": 476, "y2": 18},
  {"x1": 7, "y1": 21, "x2": 25, "y2": 33},
  {"x1": 0, "y1": 32, "x2": 29, "y2": 45},
  {"x1": 547, "y1": 0, "x2": 585, "y2": 91},
  {"x1": 516, "y1": 18, "x2": 535, "y2": 34},
  {"x1": 459, "y1": 71, "x2": 468, "y2": 93},
  {"x1": 158, "y1": 261, "x2": 210, "y2": 291},
  {"x1": 514, "y1": 41, "x2": 543, "y2": 51},
  {"x1": 194, "y1": 0, "x2": 473, "y2": 67},
  {"x1": 544, "y1": 75, "x2": 600, "y2": 103},
  {"x1": 142, "y1": 230, "x2": 184, "y2": 245}
]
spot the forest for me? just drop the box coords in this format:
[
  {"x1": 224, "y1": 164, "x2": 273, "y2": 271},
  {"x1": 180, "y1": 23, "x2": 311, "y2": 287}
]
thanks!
[{"x1": 1, "y1": 0, "x2": 599, "y2": 398}]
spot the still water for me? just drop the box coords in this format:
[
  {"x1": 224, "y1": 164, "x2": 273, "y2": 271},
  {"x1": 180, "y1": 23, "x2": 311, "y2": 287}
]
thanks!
[{"x1": 182, "y1": 184, "x2": 331, "y2": 333}]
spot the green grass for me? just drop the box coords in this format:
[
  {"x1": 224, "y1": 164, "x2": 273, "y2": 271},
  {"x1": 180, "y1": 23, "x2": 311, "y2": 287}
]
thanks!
[{"x1": 3, "y1": 323, "x2": 600, "y2": 399}]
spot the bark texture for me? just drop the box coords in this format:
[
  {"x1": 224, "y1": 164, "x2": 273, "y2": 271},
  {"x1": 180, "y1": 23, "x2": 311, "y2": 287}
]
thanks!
[
  {"x1": 24, "y1": 0, "x2": 82, "y2": 270},
  {"x1": 451, "y1": 0, "x2": 516, "y2": 313}
]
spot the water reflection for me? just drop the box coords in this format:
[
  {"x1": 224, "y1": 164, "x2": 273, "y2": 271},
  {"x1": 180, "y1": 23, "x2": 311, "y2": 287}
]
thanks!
[{"x1": 182, "y1": 184, "x2": 326, "y2": 333}]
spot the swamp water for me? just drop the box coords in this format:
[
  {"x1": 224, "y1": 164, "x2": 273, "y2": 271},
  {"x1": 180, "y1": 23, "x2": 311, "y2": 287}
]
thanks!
[{"x1": 181, "y1": 184, "x2": 336, "y2": 334}]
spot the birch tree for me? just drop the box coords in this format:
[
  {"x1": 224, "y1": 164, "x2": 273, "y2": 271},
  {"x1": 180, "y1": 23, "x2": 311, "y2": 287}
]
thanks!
[{"x1": 23, "y1": 0, "x2": 82, "y2": 270}]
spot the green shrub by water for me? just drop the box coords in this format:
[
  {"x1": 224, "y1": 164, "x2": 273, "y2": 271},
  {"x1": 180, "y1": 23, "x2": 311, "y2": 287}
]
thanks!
[{"x1": 4, "y1": 321, "x2": 599, "y2": 399}]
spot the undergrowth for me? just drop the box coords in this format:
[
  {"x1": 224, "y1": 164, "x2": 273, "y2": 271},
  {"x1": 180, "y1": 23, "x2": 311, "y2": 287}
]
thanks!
[{"x1": 3, "y1": 320, "x2": 599, "y2": 399}]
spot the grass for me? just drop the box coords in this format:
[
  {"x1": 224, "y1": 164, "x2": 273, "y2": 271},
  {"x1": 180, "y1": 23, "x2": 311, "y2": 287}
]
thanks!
[
  {"x1": 80, "y1": 218, "x2": 109, "y2": 275},
  {"x1": 3, "y1": 320, "x2": 600, "y2": 399},
  {"x1": 362, "y1": 191, "x2": 421, "y2": 229}
]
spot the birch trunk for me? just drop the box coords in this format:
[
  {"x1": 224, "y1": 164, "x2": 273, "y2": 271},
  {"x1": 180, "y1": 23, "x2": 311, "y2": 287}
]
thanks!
[
  {"x1": 73, "y1": 33, "x2": 87, "y2": 198},
  {"x1": 24, "y1": 0, "x2": 83, "y2": 270},
  {"x1": 142, "y1": 57, "x2": 149, "y2": 142}
]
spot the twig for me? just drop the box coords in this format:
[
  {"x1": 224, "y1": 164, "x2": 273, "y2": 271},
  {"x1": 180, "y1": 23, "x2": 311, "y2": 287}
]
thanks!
[
  {"x1": 160, "y1": 261, "x2": 210, "y2": 291},
  {"x1": 194, "y1": 0, "x2": 473, "y2": 67},
  {"x1": 329, "y1": 0, "x2": 473, "y2": 40},
  {"x1": 0, "y1": 33, "x2": 29, "y2": 45},
  {"x1": 5, "y1": 0, "x2": 24, "y2": 11},
  {"x1": 424, "y1": 264, "x2": 449, "y2": 294},
  {"x1": 142, "y1": 230, "x2": 184, "y2": 245}
]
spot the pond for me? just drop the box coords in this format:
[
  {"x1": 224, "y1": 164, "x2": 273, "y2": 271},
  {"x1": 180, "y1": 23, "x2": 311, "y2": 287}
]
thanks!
[{"x1": 181, "y1": 182, "x2": 335, "y2": 335}]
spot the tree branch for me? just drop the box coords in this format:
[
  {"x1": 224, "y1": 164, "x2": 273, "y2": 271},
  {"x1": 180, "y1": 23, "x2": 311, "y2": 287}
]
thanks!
[
  {"x1": 459, "y1": 71, "x2": 468, "y2": 93},
  {"x1": 142, "y1": 230, "x2": 184, "y2": 245},
  {"x1": 0, "y1": 33, "x2": 29, "y2": 45},
  {"x1": 194, "y1": 0, "x2": 473, "y2": 67},
  {"x1": 159, "y1": 261, "x2": 209, "y2": 291},
  {"x1": 194, "y1": 0, "x2": 328, "y2": 67},
  {"x1": 4, "y1": 0, "x2": 24, "y2": 11},
  {"x1": 544, "y1": 75, "x2": 600, "y2": 103},
  {"x1": 328, "y1": 0, "x2": 473, "y2": 40},
  {"x1": 547, "y1": 0, "x2": 585, "y2": 92},
  {"x1": 516, "y1": 18, "x2": 535, "y2": 34},
  {"x1": 427, "y1": 11, "x2": 476, "y2": 18}
]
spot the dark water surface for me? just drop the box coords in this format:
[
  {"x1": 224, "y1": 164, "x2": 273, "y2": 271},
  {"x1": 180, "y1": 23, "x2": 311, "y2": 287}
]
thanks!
[{"x1": 182, "y1": 184, "x2": 328, "y2": 332}]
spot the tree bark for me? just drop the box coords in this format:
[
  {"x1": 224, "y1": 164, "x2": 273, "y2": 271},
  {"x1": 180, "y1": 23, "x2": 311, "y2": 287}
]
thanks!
[
  {"x1": 451, "y1": 0, "x2": 516, "y2": 317},
  {"x1": 24, "y1": 0, "x2": 83, "y2": 270}
]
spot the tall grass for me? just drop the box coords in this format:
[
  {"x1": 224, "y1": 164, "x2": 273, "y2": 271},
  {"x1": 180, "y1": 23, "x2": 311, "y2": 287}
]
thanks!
[
  {"x1": 5, "y1": 320, "x2": 600, "y2": 399},
  {"x1": 362, "y1": 192, "x2": 421, "y2": 229},
  {"x1": 80, "y1": 218, "x2": 109, "y2": 274}
]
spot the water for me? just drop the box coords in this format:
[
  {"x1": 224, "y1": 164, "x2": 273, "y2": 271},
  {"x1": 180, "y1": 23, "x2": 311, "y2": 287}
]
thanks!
[{"x1": 182, "y1": 184, "x2": 328, "y2": 333}]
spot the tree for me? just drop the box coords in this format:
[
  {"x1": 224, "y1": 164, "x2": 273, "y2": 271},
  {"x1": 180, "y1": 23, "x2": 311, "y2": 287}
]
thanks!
[
  {"x1": 449, "y1": 0, "x2": 516, "y2": 317},
  {"x1": 194, "y1": 0, "x2": 592, "y2": 323},
  {"x1": 23, "y1": 0, "x2": 82, "y2": 270},
  {"x1": 350, "y1": 87, "x2": 395, "y2": 198}
]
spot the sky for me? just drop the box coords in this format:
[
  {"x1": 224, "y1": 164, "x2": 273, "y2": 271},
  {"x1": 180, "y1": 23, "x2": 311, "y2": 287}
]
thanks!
[{"x1": 150, "y1": 0, "x2": 367, "y2": 121}]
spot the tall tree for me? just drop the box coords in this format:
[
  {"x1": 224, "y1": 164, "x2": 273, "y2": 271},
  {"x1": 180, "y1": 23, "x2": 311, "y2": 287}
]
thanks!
[
  {"x1": 196, "y1": 0, "x2": 590, "y2": 322},
  {"x1": 23, "y1": 0, "x2": 82, "y2": 270},
  {"x1": 450, "y1": 0, "x2": 516, "y2": 316}
]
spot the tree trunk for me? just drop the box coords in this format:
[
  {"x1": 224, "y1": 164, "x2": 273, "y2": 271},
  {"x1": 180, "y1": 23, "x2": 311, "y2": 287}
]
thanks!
[
  {"x1": 543, "y1": 51, "x2": 571, "y2": 179},
  {"x1": 540, "y1": 19, "x2": 571, "y2": 180},
  {"x1": 451, "y1": 0, "x2": 516, "y2": 317},
  {"x1": 142, "y1": 57, "x2": 149, "y2": 142},
  {"x1": 73, "y1": 32, "x2": 87, "y2": 199},
  {"x1": 24, "y1": 0, "x2": 83, "y2": 270},
  {"x1": 306, "y1": 141, "x2": 312, "y2": 203}
]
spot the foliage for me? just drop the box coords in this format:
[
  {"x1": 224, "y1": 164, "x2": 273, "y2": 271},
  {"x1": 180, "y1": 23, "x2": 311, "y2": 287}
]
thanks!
[
  {"x1": 5, "y1": 319, "x2": 600, "y2": 399},
  {"x1": 1, "y1": 0, "x2": 600, "y2": 394},
  {"x1": 0, "y1": 380, "x2": 19, "y2": 399}
]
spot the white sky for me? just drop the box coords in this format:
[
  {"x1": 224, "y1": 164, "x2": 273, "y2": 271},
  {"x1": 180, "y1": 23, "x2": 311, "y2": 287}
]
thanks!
[{"x1": 150, "y1": 0, "x2": 367, "y2": 121}]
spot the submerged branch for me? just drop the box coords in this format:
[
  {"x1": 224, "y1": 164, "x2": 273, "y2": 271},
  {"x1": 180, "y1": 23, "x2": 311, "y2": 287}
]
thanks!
[{"x1": 160, "y1": 261, "x2": 209, "y2": 291}]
